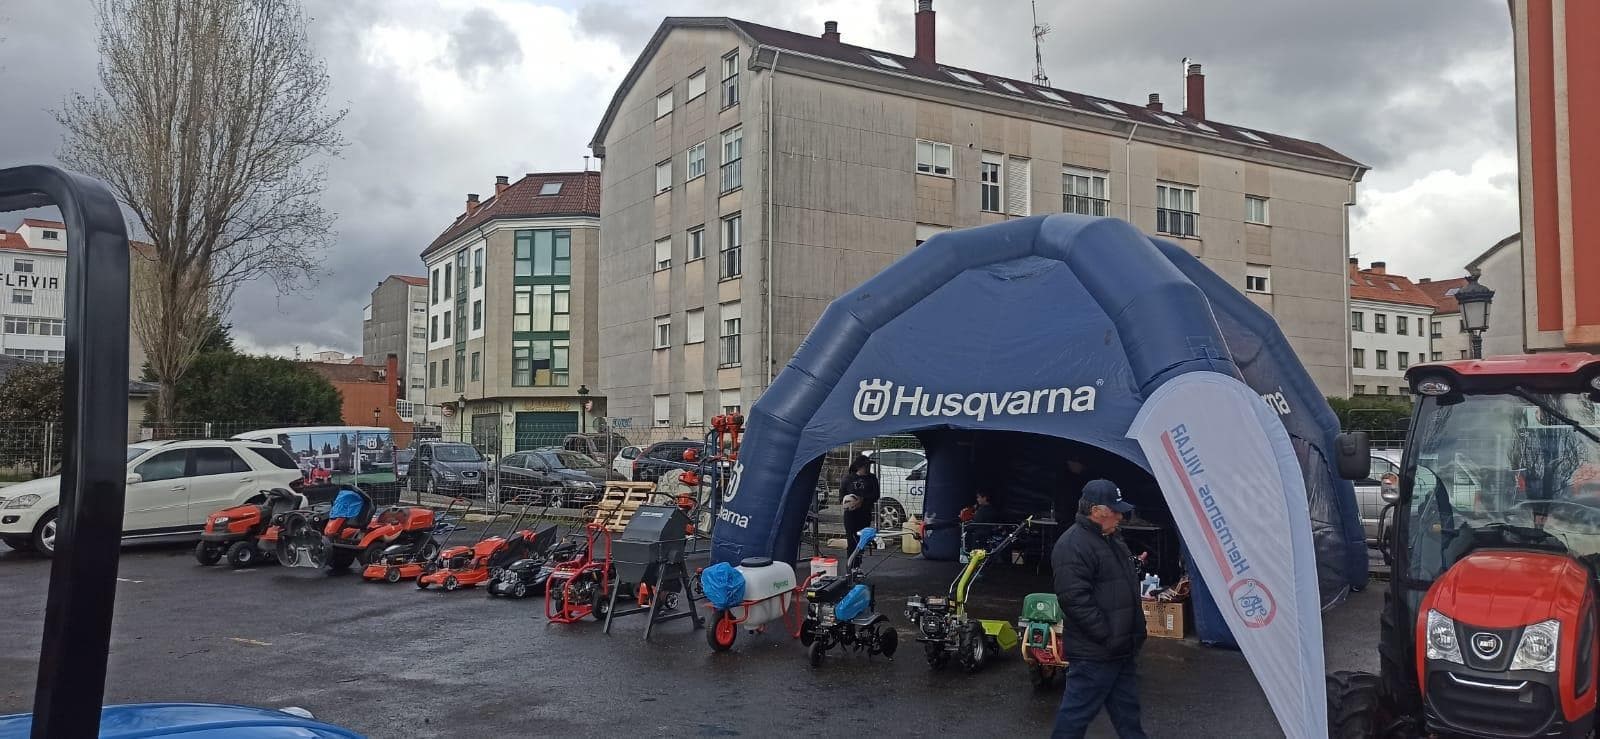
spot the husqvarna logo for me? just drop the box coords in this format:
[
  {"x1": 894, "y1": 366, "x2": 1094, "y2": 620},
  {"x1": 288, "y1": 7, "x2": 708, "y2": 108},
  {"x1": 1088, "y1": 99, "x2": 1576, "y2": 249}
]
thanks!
[
  {"x1": 850, "y1": 378, "x2": 1098, "y2": 423},
  {"x1": 721, "y1": 461, "x2": 745, "y2": 504},
  {"x1": 853, "y1": 380, "x2": 893, "y2": 421},
  {"x1": 1259, "y1": 388, "x2": 1291, "y2": 416}
]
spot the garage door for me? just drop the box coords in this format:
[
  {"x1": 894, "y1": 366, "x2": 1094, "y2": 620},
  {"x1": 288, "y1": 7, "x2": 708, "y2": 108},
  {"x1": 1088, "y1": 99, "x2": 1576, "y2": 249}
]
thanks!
[{"x1": 514, "y1": 411, "x2": 577, "y2": 451}]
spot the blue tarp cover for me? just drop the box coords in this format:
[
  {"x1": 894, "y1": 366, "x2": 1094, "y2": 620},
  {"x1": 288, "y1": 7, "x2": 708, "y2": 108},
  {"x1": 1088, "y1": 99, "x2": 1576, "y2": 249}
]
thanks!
[
  {"x1": 328, "y1": 489, "x2": 365, "y2": 521},
  {"x1": 700, "y1": 562, "x2": 746, "y2": 610}
]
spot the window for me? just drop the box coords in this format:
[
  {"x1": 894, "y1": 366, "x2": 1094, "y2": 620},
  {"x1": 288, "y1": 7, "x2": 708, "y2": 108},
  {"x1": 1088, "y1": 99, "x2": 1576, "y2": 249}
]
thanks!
[
  {"x1": 654, "y1": 316, "x2": 671, "y2": 349},
  {"x1": 1432, "y1": 352, "x2": 1442, "y2": 361},
  {"x1": 721, "y1": 51, "x2": 739, "y2": 107},
  {"x1": 1237, "y1": 129, "x2": 1269, "y2": 144},
  {"x1": 11, "y1": 289, "x2": 32, "y2": 305},
  {"x1": 720, "y1": 127, "x2": 743, "y2": 192},
  {"x1": 2, "y1": 348, "x2": 63, "y2": 362},
  {"x1": 412, "y1": 300, "x2": 427, "y2": 314},
  {"x1": 429, "y1": 361, "x2": 437, "y2": 387},
  {"x1": 3, "y1": 317, "x2": 63, "y2": 335},
  {"x1": 994, "y1": 79, "x2": 1023, "y2": 94},
  {"x1": 864, "y1": 52, "x2": 904, "y2": 69},
  {"x1": 980, "y1": 152, "x2": 1003, "y2": 212},
  {"x1": 1035, "y1": 88, "x2": 1068, "y2": 104},
  {"x1": 1245, "y1": 264, "x2": 1270, "y2": 294},
  {"x1": 430, "y1": 316, "x2": 439, "y2": 342},
  {"x1": 656, "y1": 90, "x2": 672, "y2": 118},
  {"x1": 470, "y1": 351, "x2": 481, "y2": 381},
  {"x1": 1150, "y1": 112, "x2": 1180, "y2": 125},
  {"x1": 1460, "y1": 350, "x2": 1469, "y2": 359},
  {"x1": 686, "y1": 308, "x2": 705, "y2": 344},
  {"x1": 1376, "y1": 350, "x2": 1388, "y2": 370},
  {"x1": 1062, "y1": 167, "x2": 1109, "y2": 216},
  {"x1": 431, "y1": 268, "x2": 439, "y2": 303},
  {"x1": 1374, "y1": 314, "x2": 1387, "y2": 334},
  {"x1": 1352, "y1": 348, "x2": 1365, "y2": 368},
  {"x1": 511, "y1": 339, "x2": 571, "y2": 387},
  {"x1": 1399, "y1": 353, "x2": 1410, "y2": 370},
  {"x1": 1430, "y1": 320, "x2": 1442, "y2": 338},
  {"x1": 1351, "y1": 311, "x2": 1364, "y2": 331},
  {"x1": 410, "y1": 351, "x2": 424, "y2": 366},
  {"x1": 514, "y1": 229, "x2": 572, "y2": 277},
  {"x1": 441, "y1": 358, "x2": 451, "y2": 385},
  {"x1": 1156, "y1": 183, "x2": 1198, "y2": 237},
  {"x1": 539, "y1": 181, "x2": 562, "y2": 196},
  {"x1": 653, "y1": 395, "x2": 671, "y2": 428},
  {"x1": 472, "y1": 300, "x2": 482, "y2": 331},
  {"x1": 720, "y1": 301, "x2": 742, "y2": 367},
  {"x1": 13, "y1": 259, "x2": 32, "y2": 273},
  {"x1": 443, "y1": 310, "x2": 452, "y2": 339},
  {"x1": 135, "y1": 450, "x2": 188, "y2": 483},
  {"x1": 915, "y1": 140, "x2": 953, "y2": 176},
  {"x1": 413, "y1": 324, "x2": 427, "y2": 339},
  {"x1": 656, "y1": 160, "x2": 672, "y2": 193},
  {"x1": 1245, "y1": 195, "x2": 1269, "y2": 225},
  {"x1": 655, "y1": 237, "x2": 672, "y2": 271},
  {"x1": 1397, "y1": 315, "x2": 1409, "y2": 335},
  {"x1": 193, "y1": 447, "x2": 248, "y2": 477},
  {"x1": 1191, "y1": 121, "x2": 1219, "y2": 134},
  {"x1": 473, "y1": 248, "x2": 484, "y2": 287},
  {"x1": 720, "y1": 389, "x2": 742, "y2": 414},
  {"x1": 443, "y1": 263, "x2": 452, "y2": 298},
  {"x1": 943, "y1": 68, "x2": 982, "y2": 85},
  {"x1": 1377, "y1": 386, "x2": 1389, "y2": 396},
  {"x1": 687, "y1": 142, "x2": 706, "y2": 180},
  {"x1": 41, "y1": 230, "x2": 59, "y2": 241},
  {"x1": 685, "y1": 392, "x2": 704, "y2": 426},
  {"x1": 720, "y1": 214, "x2": 742, "y2": 279},
  {"x1": 1007, "y1": 156, "x2": 1031, "y2": 215},
  {"x1": 1349, "y1": 384, "x2": 1366, "y2": 395},
  {"x1": 687, "y1": 227, "x2": 705, "y2": 261},
  {"x1": 514, "y1": 284, "x2": 571, "y2": 332},
  {"x1": 688, "y1": 69, "x2": 706, "y2": 100},
  {"x1": 1091, "y1": 100, "x2": 1124, "y2": 115}
]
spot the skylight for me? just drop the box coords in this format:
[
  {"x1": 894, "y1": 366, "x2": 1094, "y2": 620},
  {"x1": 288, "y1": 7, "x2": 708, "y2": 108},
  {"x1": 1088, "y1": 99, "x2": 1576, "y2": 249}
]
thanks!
[
  {"x1": 1191, "y1": 121, "x2": 1219, "y2": 133},
  {"x1": 1035, "y1": 88, "x2": 1068, "y2": 104},
  {"x1": 1150, "y1": 112, "x2": 1179, "y2": 125},
  {"x1": 943, "y1": 69, "x2": 982, "y2": 86},
  {"x1": 539, "y1": 182, "x2": 563, "y2": 196},
  {"x1": 1444, "y1": 287, "x2": 1460, "y2": 296},
  {"x1": 1091, "y1": 100, "x2": 1124, "y2": 115},
  {"x1": 994, "y1": 79, "x2": 1023, "y2": 94},
  {"x1": 1236, "y1": 129, "x2": 1269, "y2": 144},
  {"x1": 1388, "y1": 282, "x2": 1402, "y2": 291},
  {"x1": 864, "y1": 53, "x2": 904, "y2": 69}
]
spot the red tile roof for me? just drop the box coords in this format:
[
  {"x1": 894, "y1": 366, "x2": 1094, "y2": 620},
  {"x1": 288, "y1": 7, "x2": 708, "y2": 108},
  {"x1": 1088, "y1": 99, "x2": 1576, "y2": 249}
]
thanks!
[
  {"x1": 1348, "y1": 264, "x2": 1438, "y2": 309},
  {"x1": 392, "y1": 275, "x2": 428, "y2": 287},
  {"x1": 1415, "y1": 276, "x2": 1471, "y2": 315},
  {"x1": 422, "y1": 171, "x2": 600, "y2": 258},
  {"x1": 18, "y1": 218, "x2": 65, "y2": 230}
]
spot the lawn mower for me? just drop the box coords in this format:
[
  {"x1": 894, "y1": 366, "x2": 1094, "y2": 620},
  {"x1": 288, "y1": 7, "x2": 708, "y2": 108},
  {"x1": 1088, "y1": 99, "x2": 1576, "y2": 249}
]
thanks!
[
  {"x1": 417, "y1": 495, "x2": 548, "y2": 591},
  {"x1": 904, "y1": 519, "x2": 1029, "y2": 673},
  {"x1": 545, "y1": 520, "x2": 616, "y2": 623},
  {"x1": 800, "y1": 527, "x2": 899, "y2": 667},
  {"x1": 193, "y1": 487, "x2": 306, "y2": 569},
  {"x1": 486, "y1": 528, "x2": 587, "y2": 598},
  {"x1": 1017, "y1": 592, "x2": 1068, "y2": 689},
  {"x1": 274, "y1": 485, "x2": 437, "y2": 573},
  {"x1": 360, "y1": 496, "x2": 471, "y2": 583}
]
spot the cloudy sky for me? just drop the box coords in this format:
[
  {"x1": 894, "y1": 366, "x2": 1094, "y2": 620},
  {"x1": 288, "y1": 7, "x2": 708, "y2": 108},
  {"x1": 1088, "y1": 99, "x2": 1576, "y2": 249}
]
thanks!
[{"x1": 0, "y1": 0, "x2": 1518, "y2": 356}]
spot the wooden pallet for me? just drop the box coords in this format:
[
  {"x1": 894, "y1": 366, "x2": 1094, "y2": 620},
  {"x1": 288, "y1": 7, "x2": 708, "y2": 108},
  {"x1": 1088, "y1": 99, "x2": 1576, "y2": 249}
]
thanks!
[{"x1": 590, "y1": 482, "x2": 657, "y2": 532}]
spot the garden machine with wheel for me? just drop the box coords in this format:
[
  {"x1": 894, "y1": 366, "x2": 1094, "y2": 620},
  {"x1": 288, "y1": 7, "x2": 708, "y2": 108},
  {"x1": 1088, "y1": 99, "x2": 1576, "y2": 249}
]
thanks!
[
  {"x1": 417, "y1": 495, "x2": 546, "y2": 591},
  {"x1": 602, "y1": 504, "x2": 704, "y2": 638},
  {"x1": 904, "y1": 519, "x2": 1029, "y2": 673},
  {"x1": 800, "y1": 527, "x2": 898, "y2": 668},
  {"x1": 1017, "y1": 592, "x2": 1068, "y2": 689},
  {"x1": 700, "y1": 556, "x2": 808, "y2": 653},
  {"x1": 361, "y1": 496, "x2": 471, "y2": 583},
  {"x1": 274, "y1": 485, "x2": 438, "y2": 573},
  {"x1": 545, "y1": 520, "x2": 615, "y2": 623},
  {"x1": 193, "y1": 487, "x2": 307, "y2": 569},
  {"x1": 487, "y1": 525, "x2": 585, "y2": 598},
  {"x1": 1327, "y1": 355, "x2": 1600, "y2": 739}
]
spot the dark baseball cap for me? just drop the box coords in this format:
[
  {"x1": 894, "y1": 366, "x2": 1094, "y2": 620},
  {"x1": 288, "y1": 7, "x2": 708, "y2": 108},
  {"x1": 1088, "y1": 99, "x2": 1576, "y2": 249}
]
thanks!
[{"x1": 1083, "y1": 479, "x2": 1134, "y2": 514}]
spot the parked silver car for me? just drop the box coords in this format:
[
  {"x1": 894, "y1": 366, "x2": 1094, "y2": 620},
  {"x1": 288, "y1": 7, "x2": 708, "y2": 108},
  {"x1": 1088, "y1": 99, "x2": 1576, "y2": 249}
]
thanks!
[{"x1": 1353, "y1": 449, "x2": 1403, "y2": 546}]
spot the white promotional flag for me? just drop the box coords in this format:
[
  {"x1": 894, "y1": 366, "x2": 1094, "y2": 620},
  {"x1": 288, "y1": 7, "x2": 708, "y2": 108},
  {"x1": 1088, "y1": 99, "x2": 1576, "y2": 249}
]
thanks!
[{"x1": 1127, "y1": 372, "x2": 1326, "y2": 739}]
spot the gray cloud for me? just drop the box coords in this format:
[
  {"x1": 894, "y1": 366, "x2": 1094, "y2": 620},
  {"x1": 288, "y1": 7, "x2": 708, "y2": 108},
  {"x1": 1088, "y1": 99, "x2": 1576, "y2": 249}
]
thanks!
[{"x1": 445, "y1": 7, "x2": 523, "y2": 80}]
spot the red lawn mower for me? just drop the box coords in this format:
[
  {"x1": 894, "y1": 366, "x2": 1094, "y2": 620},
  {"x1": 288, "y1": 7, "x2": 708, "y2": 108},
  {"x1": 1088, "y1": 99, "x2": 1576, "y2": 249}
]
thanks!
[
  {"x1": 275, "y1": 486, "x2": 437, "y2": 573},
  {"x1": 193, "y1": 487, "x2": 306, "y2": 569},
  {"x1": 360, "y1": 496, "x2": 471, "y2": 584},
  {"x1": 416, "y1": 495, "x2": 550, "y2": 592}
]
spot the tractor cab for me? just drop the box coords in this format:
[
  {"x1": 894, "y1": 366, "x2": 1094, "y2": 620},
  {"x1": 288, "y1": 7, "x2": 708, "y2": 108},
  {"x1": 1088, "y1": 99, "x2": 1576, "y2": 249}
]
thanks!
[{"x1": 1343, "y1": 353, "x2": 1600, "y2": 739}]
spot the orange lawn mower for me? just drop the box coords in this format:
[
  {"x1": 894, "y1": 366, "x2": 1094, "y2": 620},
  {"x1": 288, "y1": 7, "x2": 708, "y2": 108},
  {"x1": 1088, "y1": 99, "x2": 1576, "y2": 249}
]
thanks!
[
  {"x1": 360, "y1": 496, "x2": 472, "y2": 584},
  {"x1": 416, "y1": 495, "x2": 550, "y2": 592},
  {"x1": 274, "y1": 486, "x2": 438, "y2": 573},
  {"x1": 194, "y1": 487, "x2": 308, "y2": 569}
]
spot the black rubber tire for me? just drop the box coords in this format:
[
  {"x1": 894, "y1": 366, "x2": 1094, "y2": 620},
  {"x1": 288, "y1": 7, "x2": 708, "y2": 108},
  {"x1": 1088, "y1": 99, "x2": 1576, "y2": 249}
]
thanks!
[
  {"x1": 874, "y1": 622, "x2": 898, "y2": 658},
  {"x1": 194, "y1": 541, "x2": 223, "y2": 566},
  {"x1": 385, "y1": 566, "x2": 401, "y2": 583},
  {"x1": 924, "y1": 641, "x2": 950, "y2": 669},
  {"x1": 707, "y1": 610, "x2": 737, "y2": 652},
  {"x1": 1028, "y1": 662, "x2": 1053, "y2": 690},
  {"x1": 225, "y1": 541, "x2": 259, "y2": 569},
  {"x1": 32, "y1": 511, "x2": 58, "y2": 558},
  {"x1": 1, "y1": 535, "x2": 33, "y2": 552},
  {"x1": 959, "y1": 622, "x2": 988, "y2": 673},
  {"x1": 443, "y1": 575, "x2": 459, "y2": 592},
  {"x1": 1378, "y1": 589, "x2": 1423, "y2": 724},
  {"x1": 512, "y1": 582, "x2": 528, "y2": 599},
  {"x1": 800, "y1": 621, "x2": 817, "y2": 647},
  {"x1": 592, "y1": 592, "x2": 611, "y2": 621},
  {"x1": 327, "y1": 550, "x2": 356, "y2": 573},
  {"x1": 1327, "y1": 670, "x2": 1382, "y2": 739},
  {"x1": 415, "y1": 576, "x2": 430, "y2": 590},
  {"x1": 808, "y1": 639, "x2": 826, "y2": 668},
  {"x1": 359, "y1": 542, "x2": 386, "y2": 566}
]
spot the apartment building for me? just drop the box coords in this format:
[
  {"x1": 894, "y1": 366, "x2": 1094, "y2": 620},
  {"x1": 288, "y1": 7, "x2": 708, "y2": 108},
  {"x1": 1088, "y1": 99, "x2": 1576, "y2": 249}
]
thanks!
[
  {"x1": 419, "y1": 171, "x2": 603, "y2": 454},
  {"x1": 1415, "y1": 276, "x2": 1472, "y2": 361},
  {"x1": 590, "y1": 3, "x2": 1367, "y2": 427},
  {"x1": 362, "y1": 274, "x2": 429, "y2": 404},
  {"x1": 1348, "y1": 261, "x2": 1434, "y2": 397}
]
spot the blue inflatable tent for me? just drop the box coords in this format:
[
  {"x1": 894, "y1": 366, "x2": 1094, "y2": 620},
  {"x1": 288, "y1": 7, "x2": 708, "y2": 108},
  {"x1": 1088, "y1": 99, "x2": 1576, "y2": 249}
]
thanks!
[{"x1": 710, "y1": 215, "x2": 1366, "y2": 642}]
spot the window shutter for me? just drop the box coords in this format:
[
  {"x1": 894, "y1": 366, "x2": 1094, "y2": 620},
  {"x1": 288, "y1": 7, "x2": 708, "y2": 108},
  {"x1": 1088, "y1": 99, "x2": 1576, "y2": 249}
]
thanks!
[{"x1": 1006, "y1": 157, "x2": 1031, "y2": 216}]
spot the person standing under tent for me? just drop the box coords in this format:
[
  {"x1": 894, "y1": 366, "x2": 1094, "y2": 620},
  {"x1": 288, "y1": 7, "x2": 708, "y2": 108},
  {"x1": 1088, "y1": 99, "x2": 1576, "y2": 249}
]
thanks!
[
  {"x1": 1050, "y1": 479, "x2": 1148, "y2": 739},
  {"x1": 840, "y1": 455, "x2": 880, "y2": 552}
]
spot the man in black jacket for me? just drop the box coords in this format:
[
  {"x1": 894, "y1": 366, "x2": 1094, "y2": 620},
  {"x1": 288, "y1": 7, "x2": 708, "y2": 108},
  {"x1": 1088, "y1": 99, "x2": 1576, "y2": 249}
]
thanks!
[{"x1": 1050, "y1": 479, "x2": 1148, "y2": 739}]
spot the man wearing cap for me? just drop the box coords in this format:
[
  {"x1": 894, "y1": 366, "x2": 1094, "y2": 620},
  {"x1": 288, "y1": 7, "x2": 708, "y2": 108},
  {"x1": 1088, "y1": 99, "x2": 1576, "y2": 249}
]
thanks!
[{"x1": 1050, "y1": 479, "x2": 1148, "y2": 739}]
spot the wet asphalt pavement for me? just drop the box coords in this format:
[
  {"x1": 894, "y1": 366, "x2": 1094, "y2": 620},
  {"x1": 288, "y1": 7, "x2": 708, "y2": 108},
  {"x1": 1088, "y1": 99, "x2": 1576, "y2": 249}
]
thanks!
[{"x1": 0, "y1": 535, "x2": 1380, "y2": 738}]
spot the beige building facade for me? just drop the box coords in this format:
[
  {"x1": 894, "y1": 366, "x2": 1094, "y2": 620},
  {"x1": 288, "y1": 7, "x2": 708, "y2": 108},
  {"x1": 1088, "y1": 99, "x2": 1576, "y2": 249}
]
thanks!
[{"x1": 591, "y1": 9, "x2": 1367, "y2": 428}]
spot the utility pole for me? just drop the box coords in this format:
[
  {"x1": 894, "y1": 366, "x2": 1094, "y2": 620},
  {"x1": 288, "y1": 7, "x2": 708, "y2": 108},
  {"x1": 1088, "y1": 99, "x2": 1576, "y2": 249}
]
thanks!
[{"x1": 1032, "y1": 1, "x2": 1052, "y2": 87}]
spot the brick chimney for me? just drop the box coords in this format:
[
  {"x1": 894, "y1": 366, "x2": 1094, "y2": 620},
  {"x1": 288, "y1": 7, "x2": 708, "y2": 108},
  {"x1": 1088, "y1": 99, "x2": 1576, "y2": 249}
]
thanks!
[
  {"x1": 385, "y1": 353, "x2": 399, "y2": 405},
  {"x1": 1370, "y1": 261, "x2": 1387, "y2": 275},
  {"x1": 465, "y1": 193, "x2": 480, "y2": 215},
  {"x1": 1419, "y1": 277, "x2": 1431, "y2": 284},
  {"x1": 1147, "y1": 93, "x2": 1163, "y2": 112},
  {"x1": 914, "y1": 0, "x2": 936, "y2": 65},
  {"x1": 1349, "y1": 257, "x2": 1359, "y2": 266},
  {"x1": 1184, "y1": 62, "x2": 1206, "y2": 120},
  {"x1": 494, "y1": 176, "x2": 509, "y2": 195},
  {"x1": 822, "y1": 20, "x2": 840, "y2": 43}
]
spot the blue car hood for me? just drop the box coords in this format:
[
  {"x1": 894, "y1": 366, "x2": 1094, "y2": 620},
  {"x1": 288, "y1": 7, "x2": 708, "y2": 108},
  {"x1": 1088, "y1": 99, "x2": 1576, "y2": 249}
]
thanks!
[{"x1": 0, "y1": 703, "x2": 364, "y2": 738}]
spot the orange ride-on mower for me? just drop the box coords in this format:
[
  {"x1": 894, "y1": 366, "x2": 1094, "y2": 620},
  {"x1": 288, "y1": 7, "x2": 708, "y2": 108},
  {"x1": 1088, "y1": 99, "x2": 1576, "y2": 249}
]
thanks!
[
  {"x1": 194, "y1": 487, "x2": 306, "y2": 569},
  {"x1": 361, "y1": 496, "x2": 471, "y2": 584},
  {"x1": 274, "y1": 485, "x2": 437, "y2": 573},
  {"x1": 546, "y1": 522, "x2": 615, "y2": 623},
  {"x1": 417, "y1": 495, "x2": 545, "y2": 592}
]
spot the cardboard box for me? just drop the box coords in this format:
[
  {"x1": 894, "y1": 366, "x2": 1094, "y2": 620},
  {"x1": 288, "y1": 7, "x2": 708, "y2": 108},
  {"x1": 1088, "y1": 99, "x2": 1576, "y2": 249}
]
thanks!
[{"x1": 1141, "y1": 600, "x2": 1185, "y2": 639}]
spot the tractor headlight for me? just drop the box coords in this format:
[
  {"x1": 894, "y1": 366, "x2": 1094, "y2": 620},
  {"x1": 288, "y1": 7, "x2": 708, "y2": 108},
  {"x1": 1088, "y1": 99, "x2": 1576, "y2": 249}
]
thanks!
[
  {"x1": 1426, "y1": 609, "x2": 1463, "y2": 664},
  {"x1": 1511, "y1": 619, "x2": 1560, "y2": 672},
  {"x1": 4, "y1": 495, "x2": 40, "y2": 509}
]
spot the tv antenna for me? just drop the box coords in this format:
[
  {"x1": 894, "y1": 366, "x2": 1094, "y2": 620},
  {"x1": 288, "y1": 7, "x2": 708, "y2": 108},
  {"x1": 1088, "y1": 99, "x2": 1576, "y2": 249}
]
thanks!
[{"x1": 1031, "y1": 1, "x2": 1052, "y2": 87}]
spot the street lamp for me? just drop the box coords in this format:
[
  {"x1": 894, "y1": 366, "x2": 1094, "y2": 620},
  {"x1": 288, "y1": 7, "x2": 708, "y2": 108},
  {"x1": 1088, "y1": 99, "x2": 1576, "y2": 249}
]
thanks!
[
  {"x1": 577, "y1": 384, "x2": 590, "y2": 434},
  {"x1": 1456, "y1": 273, "x2": 1496, "y2": 360},
  {"x1": 372, "y1": 407, "x2": 381, "y2": 426},
  {"x1": 457, "y1": 394, "x2": 468, "y2": 442}
]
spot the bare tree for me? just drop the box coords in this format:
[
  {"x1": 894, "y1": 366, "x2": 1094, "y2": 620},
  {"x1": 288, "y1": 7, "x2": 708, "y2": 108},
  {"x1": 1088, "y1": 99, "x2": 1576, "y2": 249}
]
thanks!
[{"x1": 57, "y1": 0, "x2": 345, "y2": 423}]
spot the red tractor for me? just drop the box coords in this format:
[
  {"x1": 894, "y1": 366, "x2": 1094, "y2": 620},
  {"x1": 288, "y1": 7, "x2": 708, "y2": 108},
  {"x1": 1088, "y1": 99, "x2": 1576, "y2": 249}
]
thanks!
[{"x1": 1331, "y1": 353, "x2": 1600, "y2": 738}]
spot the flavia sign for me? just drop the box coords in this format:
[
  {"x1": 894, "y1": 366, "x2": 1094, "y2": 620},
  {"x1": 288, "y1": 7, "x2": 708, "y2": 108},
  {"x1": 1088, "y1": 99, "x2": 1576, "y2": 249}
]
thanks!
[
  {"x1": 0, "y1": 273, "x2": 59, "y2": 290},
  {"x1": 851, "y1": 378, "x2": 1099, "y2": 423}
]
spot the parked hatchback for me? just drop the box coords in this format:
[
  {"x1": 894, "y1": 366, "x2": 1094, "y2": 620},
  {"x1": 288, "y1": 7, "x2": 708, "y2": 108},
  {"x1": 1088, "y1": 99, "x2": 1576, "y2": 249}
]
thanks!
[
  {"x1": 493, "y1": 448, "x2": 613, "y2": 507},
  {"x1": 611, "y1": 445, "x2": 643, "y2": 480}
]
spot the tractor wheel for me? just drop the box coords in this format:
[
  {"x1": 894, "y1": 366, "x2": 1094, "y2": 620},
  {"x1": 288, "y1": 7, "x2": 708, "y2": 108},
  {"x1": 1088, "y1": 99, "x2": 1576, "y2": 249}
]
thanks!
[
  {"x1": 924, "y1": 641, "x2": 950, "y2": 669},
  {"x1": 800, "y1": 620, "x2": 817, "y2": 647},
  {"x1": 443, "y1": 575, "x2": 459, "y2": 592},
  {"x1": 225, "y1": 541, "x2": 259, "y2": 569},
  {"x1": 327, "y1": 550, "x2": 356, "y2": 573},
  {"x1": 1327, "y1": 671, "x2": 1382, "y2": 739},
  {"x1": 194, "y1": 541, "x2": 223, "y2": 566},
  {"x1": 359, "y1": 543, "x2": 386, "y2": 566},
  {"x1": 873, "y1": 622, "x2": 898, "y2": 658},
  {"x1": 385, "y1": 566, "x2": 402, "y2": 584},
  {"x1": 959, "y1": 622, "x2": 988, "y2": 673},
  {"x1": 707, "y1": 610, "x2": 737, "y2": 652},
  {"x1": 808, "y1": 639, "x2": 826, "y2": 668},
  {"x1": 1378, "y1": 590, "x2": 1423, "y2": 724}
]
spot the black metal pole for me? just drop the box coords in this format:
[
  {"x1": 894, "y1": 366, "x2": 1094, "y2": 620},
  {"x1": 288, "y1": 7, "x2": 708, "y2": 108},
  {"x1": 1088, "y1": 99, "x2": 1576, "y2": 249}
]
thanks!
[
  {"x1": 1470, "y1": 331, "x2": 1484, "y2": 360},
  {"x1": 0, "y1": 165, "x2": 131, "y2": 739}
]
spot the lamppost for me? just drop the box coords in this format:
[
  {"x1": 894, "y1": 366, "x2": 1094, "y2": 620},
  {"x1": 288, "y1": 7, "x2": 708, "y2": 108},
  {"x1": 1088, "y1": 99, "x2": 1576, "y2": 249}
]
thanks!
[
  {"x1": 1456, "y1": 273, "x2": 1496, "y2": 360},
  {"x1": 577, "y1": 384, "x2": 590, "y2": 434},
  {"x1": 457, "y1": 394, "x2": 468, "y2": 442},
  {"x1": 372, "y1": 407, "x2": 381, "y2": 426}
]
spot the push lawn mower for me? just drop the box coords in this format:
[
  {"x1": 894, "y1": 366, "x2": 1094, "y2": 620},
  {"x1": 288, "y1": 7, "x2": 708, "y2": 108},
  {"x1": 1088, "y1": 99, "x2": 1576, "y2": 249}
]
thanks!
[
  {"x1": 905, "y1": 519, "x2": 1029, "y2": 673},
  {"x1": 275, "y1": 486, "x2": 437, "y2": 573},
  {"x1": 800, "y1": 527, "x2": 899, "y2": 668},
  {"x1": 487, "y1": 528, "x2": 586, "y2": 598},
  {"x1": 360, "y1": 496, "x2": 471, "y2": 584},
  {"x1": 194, "y1": 487, "x2": 306, "y2": 569},
  {"x1": 417, "y1": 495, "x2": 548, "y2": 592},
  {"x1": 1017, "y1": 593, "x2": 1068, "y2": 689}
]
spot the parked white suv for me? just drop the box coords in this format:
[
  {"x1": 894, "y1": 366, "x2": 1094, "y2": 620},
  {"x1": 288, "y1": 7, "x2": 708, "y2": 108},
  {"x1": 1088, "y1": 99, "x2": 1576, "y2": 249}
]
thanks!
[{"x1": 0, "y1": 439, "x2": 304, "y2": 557}]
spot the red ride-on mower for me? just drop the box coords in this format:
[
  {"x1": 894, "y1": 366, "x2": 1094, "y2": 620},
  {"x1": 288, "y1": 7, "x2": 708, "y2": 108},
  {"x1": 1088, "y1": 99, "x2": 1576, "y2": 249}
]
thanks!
[
  {"x1": 193, "y1": 487, "x2": 306, "y2": 568},
  {"x1": 417, "y1": 495, "x2": 546, "y2": 591},
  {"x1": 275, "y1": 485, "x2": 437, "y2": 573},
  {"x1": 1329, "y1": 354, "x2": 1600, "y2": 739}
]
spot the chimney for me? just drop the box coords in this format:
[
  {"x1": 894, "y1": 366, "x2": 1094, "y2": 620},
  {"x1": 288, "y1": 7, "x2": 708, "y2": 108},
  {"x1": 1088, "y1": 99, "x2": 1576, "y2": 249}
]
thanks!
[
  {"x1": 914, "y1": 0, "x2": 936, "y2": 64},
  {"x1": 1184, "y1": 62, "x2": 1206, "y2": 120},
  {"x1": 1370, "y1": 261, "x2": 1387, "y2": 275},
  {"x1": 494, "y1": 176, "x2": 509, "y2": 195},
  {"x1": 1419, "y1": 278, "x2": 1431, "y2": 284},
  {"x1": 385, "y1": 354, "x2": 399, "y2": 406},
  {"x1": 465, "y1": 193, "x2": 480, "y2": 215},
  {"x1": 822, "y1": 20, "x2": 840, "y2": 43},
  {"x1": 1147, "y1": 93, "x2": 1163, "y2": 112},
  {"x1": 1349, "y1": 257, "x2": 1359, "y2": 266}
]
